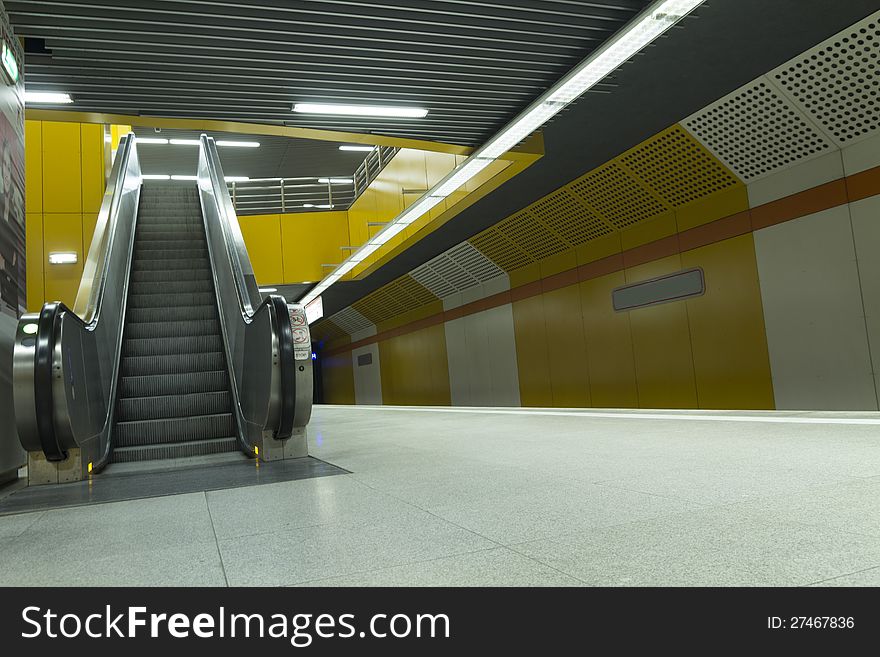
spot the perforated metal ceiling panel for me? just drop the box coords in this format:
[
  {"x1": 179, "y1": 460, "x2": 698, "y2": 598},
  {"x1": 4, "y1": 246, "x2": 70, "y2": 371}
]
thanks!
[
  {"x1": 410, "y1": 241, "x2": 505, "y2": 298},
  {"x1": 468, "y1": 230, "x2": 534, "y2": 272},
  {"x1": 770, "y1": 10, "x2": 880, "y2": 146},
  {"x1": 682, "y1": 78, "x2": 835, "y2": 181},
  {"x1": 568, "y1": 162, "x2": 668, "y2": 230},
  {"x1": 352, "y1": 275, "x2": 437, "y2": 324},
  {"x1": 12, "y1": 0, "x2": 652, "y2": 146},
  {"x1": 528, "y1": 188, "x2": 614, "y2": 246}
]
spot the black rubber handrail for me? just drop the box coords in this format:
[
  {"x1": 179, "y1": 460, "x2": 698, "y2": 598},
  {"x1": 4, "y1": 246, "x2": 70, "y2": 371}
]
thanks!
[
  {"x1": 33, "y1": 302, "x2": 66, "y2": 462},
  {"x1": 268, "y1": 295, "x2": 295, "y2": 440}
]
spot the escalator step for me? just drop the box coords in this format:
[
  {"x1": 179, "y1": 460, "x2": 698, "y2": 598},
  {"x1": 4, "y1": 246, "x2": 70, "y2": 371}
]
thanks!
[
  {"x1": 117, "y1": 390, "x2": 231, "y2": 422},
  {"x1": 122, "y1": 334, "x2": 222, "y2": 357},
  {"x1": 125, "y1": 305, "x2": 216, "y2": 322},
  {"x1": 111, "y1": 437, "x2": 238, "y2": 463},
  {"x1": 119, "y1": 370, "x2": 229, "y2": 398},
  {"x1": 130, "y1": 258, "x2": 211, "y2": 271},
  {"x1": 125, "y1": 319, "x2": 219, "y2": 338},
  {"x1": 121, "y1": 351, "x2": 224, "y2": 377},
  {"x1": 116, "y1": 413, "x2": 235, "y2": 447},
  {"x1": 128, "y1": 280, "x2": 214, "y2": 294},
  {"x1": 135, "y1": 239, "x2": 205, "y2": 250},
  {"x1": 130, "y1": 269, "x2": 212, "y2": 283},
  {"x1": 132, "y1": 248, "x2": 208, "y2": 260},
  {"x1": 128, "y1": 292, "x2": 215, "y2": 308}
]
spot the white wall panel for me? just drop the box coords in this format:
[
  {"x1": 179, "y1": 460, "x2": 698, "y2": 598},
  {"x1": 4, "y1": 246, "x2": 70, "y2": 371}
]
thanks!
[
  {"x1": 842, "y1": 132, "x2": 880, "y2": 177},
  {"x1": 849, "y1": 195, "x2": 880, "y2": 409},
  {"x1": 351, "y1": 343, "x2": 382, "y2": 405},
  {"x1": 463, "y1": 312, "x2": 493, "y2": 405},
  {"x1": 755, "y1": 206, "x2": 877, "y2": 410},
  {"x1": 483, "y1": 304, "x2": 521, "y2": 406},
  {"x1": 444, "y1": 317, "x2": 472, "y2": 405}
]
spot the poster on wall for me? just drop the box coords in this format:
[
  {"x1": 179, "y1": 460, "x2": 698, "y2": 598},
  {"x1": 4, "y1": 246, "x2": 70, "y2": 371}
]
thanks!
[{"x1": 0, "y1": 0, "x2": 24, "y2": 319}]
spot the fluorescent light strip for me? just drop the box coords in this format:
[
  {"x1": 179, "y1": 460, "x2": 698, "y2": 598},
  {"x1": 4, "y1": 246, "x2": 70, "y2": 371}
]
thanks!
[
  {"x1": 293, "y1": 103, "x2": 427, "y2": 118},
  {"x1": 169, "y1": 139, "x2": 200, "y2": 146},
  {"x1": 170, "y1": 175, "x2": 197, "y2": 181},
  {"x1": 48, "y1": 252, "x2": 78, "y2": 264},
  {"x1": 224, "y1": 176, "x2": 250, "y2": 182},
  {"x1": 258, "y1": 287, "x2": 278, "y2": 293},
  {"x1": 303, "y1": 203, "x2": 334, "y2": 209},
  {"x1": 339, "y1": 145, "x2": 376, "y2": 152},
  {"x1": 216, "y1": 140, "x2": 260, "y2": 148},
  {"x1": 142, "y1": 174, "x2": 170, "y2": 180},
  {"x1": 317, "y1": 178, "x2": 353, "y2": 184},
  {"x1": 298, "y1": 0, "x2": 704, "y2": 310},
  {"x1": 136, "y1": 137, "x2": 169, "y2": 145},
  {"x1": 25, "y1": 91, "x2": 72, "y2": 104}
]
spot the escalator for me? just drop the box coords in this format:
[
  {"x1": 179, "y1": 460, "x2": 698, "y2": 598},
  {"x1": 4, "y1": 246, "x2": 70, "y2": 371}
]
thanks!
[{"x1": 12, "y1": 134, "x2": 312, "y2": 479}]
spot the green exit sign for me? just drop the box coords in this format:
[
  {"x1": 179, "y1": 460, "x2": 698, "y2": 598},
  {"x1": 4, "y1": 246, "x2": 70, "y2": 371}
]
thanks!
[{"x1": 2, "y1": 41, "x2": 18, "y2": 83}]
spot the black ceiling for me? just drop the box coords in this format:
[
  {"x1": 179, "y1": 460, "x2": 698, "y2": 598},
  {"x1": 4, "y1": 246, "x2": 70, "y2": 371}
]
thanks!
[{"x1": 12, "y1": 0, "x2": 651, "y2": 145}]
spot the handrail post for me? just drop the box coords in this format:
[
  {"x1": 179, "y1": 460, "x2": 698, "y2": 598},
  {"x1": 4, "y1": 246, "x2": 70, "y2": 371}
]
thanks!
[{"x1": 280, "y1": 178, "x2": 286, "y2": 213}]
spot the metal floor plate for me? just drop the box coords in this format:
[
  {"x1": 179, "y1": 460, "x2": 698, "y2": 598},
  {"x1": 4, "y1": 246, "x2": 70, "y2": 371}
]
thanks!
[{"x1": 0, "y1": 456, "x2": 349, "y2": 516}]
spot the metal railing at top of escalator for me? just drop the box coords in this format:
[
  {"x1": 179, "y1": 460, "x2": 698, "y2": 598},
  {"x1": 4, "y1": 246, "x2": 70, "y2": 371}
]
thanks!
[
  {"x1": 227, "y1": 145, "x2": 397, "y2": 216},
  {"x1": 13, "y1": 133, "x2": 142, "y2": 466},
  {"x1": 196, "y1": 134, "x2": 312, "y2": 450}
]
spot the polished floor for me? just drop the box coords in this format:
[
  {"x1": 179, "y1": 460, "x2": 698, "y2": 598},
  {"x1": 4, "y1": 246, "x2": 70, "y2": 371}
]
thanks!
[{"x1": 2, "y1": 404, "x2": 880, "y2": 586}]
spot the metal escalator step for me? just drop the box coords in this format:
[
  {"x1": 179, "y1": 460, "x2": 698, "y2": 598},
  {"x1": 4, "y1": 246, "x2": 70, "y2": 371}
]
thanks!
[
  {"x1": 128, "y1": 280, "x2": 214, "y2": 294},
  {"x1": 121, "y1": 351, "x2": 224, "y2": 377},
  {"x1": 111, "y1": 437, "x2": 238, "y2": 463},
  {"x1": 132, "y1": 248, "x2": 208, "y2": 260},
  {"x1": 138, "y1": 223, "x2": 203, "y2": 232},
  {"x1": 125, "y1": 305, "x2": 216, "y2": 322},
  {"x1": 115, "y1": 413, "x2": 235, "y2": 447},
  {"x1": 128, "y1": 292, "x2": 215, "y2": 308},
  {"x1": 125, "y1": 319, "x2": 220, "y2": 339},
  {"x1": 119, "y1": 370, "x2": 229, "y2": 397},
  {"x1": 122, "y1": 334, "x2": 222, "y2": 357},
  {"x1": 130, "y1": 269, "x2": 212, "y2": 283},
  {"x1": 135, "y1": 239, "x2": 205, "y2": 250},
  {"x1": 117, "y1": 390, "x2": 231, "y2": 422},
  {"x1": 130, "y1": 258, "x2": 210, "y2": 271}
]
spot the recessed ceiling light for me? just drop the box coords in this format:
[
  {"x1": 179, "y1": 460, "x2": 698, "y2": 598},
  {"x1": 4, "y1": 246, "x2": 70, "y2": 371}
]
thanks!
[
  {"x1": 142, "y1": 174, "x2": 171, "y2": 180},
  {"x1": 169, "y1": 139, "x2": 200, "y2": 146},
  {"x1": 339, "y1": 145, "x2": 376, "y2": 152},
  {"x1": 136, "y1": 138, "x2": 169, "y2": 145},
  {"x1": 293, "y1": 103, "x2": 427, "y2": 118},
  {"x1": 25, "y1": 91, "x2": 72, "y2": 104},
  {"x1": 216, "y1": 140, "x2": 260, "y2": 148},
  {"x1": 317, "y1": 178, "x2": 352, "y2": 184}
]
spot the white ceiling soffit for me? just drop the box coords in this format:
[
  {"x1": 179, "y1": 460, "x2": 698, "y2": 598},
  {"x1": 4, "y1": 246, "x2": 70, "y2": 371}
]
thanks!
[
  {"x1": 327, "y1": 305, "x2": 375, "y2": 336},
  {"x1": 683, "y1": 9, "x2": 880, "y2": 181},
  {"x1": 410, "y1": 241, "x2": 506, "y2": 299}
]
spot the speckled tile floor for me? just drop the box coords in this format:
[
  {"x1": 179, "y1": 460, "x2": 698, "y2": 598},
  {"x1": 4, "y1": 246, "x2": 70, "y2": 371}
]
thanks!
[{"x1": 3, "y1": 404, "x2": 880, "y2": 586}]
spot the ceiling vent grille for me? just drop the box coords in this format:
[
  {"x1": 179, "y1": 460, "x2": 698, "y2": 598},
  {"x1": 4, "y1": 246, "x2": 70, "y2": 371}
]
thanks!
[
  {"x1": 620, "y1": 126, "x2": 740, "y2": 205},
  {"x1": 682, "y1": 78, "x2": 834, "y2": 181},
  {"x1": 411, "y1": 242, "x2": 506, "y2": 298},
  {"x1": 771, "y1": 11, "x2": 880, "y2": 146},
  {"x1": 447, "y1": 241, "x2": 505, "y2": 283},
  {"x1": 311, "y1": 319, "x2": 347, "y2": 343},
  {"x1": 328, "y1": 306, "x2": 375, "y2": 335}
]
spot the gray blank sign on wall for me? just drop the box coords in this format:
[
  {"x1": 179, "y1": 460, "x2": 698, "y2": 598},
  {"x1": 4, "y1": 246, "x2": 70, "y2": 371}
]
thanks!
[{"x1": 612, "y1": 268, "x2": 705, "y2": 312}]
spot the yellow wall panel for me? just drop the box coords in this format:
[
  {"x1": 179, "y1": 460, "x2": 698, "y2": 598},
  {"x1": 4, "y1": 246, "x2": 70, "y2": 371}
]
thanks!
[
  {"x1": 625, "y1": 255, "x2": 699, "y2": 408},
  {"x1": 425, "y1": 151, "x2": 457, "y2": 186},
  {"x1": 618, "y1": 210, "x2": 676, "y2": 251},
  {"x1": 511, "y1": 294, "x2": 553, "y2": 406},
  {"x1": 280, "y1": 210, "x2": 350, "y2": 283},
  {"x1": 543, "y1": 285, "x2": 591, "y2": 407},
  {"x1": 538, "y1": 250, "x2": 577, "y2": 278},
  {"x1": 238, "y1": 214, "x2": 284, "y2": 284},
  {"x1": 322, "y1": 352, "x2": 355, "y2": 404},
  {"x1": 42, "y1": 213, "x2": 84, "y2": 306},
  {"x1": 575, "y1": 232, "x2": 621, "y2": 266},
  {"x1": 82, "y1": 212, "x2": 98, "y2": 257},
  {"x1": 681, "y1": 235, "x2": 775, "y2": 409},
  {"x1": 41, "y1": 121, "x2": 81, "y2": 155},
  {"x1": 25, "y1": 120, "x2": 42, "y2": 213},
  {"x1": 25, "y1": 213, "x2": 43, "y2": 312},
  {"x1": 41, "y1": 152, "x2": 82, "y2": 214},
  {"x1": 579, "y1": 271, "x2": 639, "y2": 408},
  {"x1": 508, "y1": 263, "x2": 540, "y2": 287},
  {"x1": 80, "y1": 123, "x2": 105, "y2": 214},
  {"x1": 378, "y1": 324, "x2": 451, "y2": 406}
]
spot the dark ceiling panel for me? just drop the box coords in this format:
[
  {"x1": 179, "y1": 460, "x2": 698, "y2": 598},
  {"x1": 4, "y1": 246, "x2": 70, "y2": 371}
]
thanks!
[{"x1": 10, "y1": 0, "x2": 650, "y2": 145}]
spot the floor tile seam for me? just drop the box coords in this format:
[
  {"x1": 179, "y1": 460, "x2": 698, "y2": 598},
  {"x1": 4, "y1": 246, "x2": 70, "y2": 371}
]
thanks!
[
  {"x1": 802, "y1": 563, "x2": 880, "y2": 586},
  {"x1": 204, "y1": 491, "x2": 230, "y2": 587}
]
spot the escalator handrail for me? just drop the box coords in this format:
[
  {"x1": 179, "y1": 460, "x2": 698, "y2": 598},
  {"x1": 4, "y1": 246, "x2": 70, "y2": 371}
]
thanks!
[{"x1": 196, "y1": 134, "x2": 297, "y2": 440}]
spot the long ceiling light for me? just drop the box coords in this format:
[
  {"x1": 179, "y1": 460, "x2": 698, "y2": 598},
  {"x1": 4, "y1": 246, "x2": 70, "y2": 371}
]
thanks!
[
  {"x1": 25, "y1": 91, "x2": 72, "y2": 104},
  {"x1": 224, "y1": 176, "x2": 250, "y2": 182},
  {"x1": 169, "y1": 139, "x2": 201, "y2": 146},
  {"x1": 303, "y1": 203, "x2": 335, "y2": 209},
  {"x1": 318, "y1": 178, "x2": 353, "y2": 184},
  {"x1": 339, "y1": 145, "x2": 376, "y2": 152},
  {"x1": 216, "y1": 140, "x2": 260, "y2": 148},
  {"x1": 293, "y1": 103, "x2": 427, "y2": 118},
  {"x1": 137, "y1": 138, "x2": 169, "y2": 145},
  {"x1": 142, "y1": 174, "x2": 170, "y2": 180},
  {"x1": 299, "y1": 0, "x2": 705, "y2": 311}
]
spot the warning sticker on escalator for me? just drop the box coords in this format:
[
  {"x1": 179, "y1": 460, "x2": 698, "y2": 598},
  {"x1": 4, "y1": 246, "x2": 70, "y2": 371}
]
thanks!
[{"x1": 288, "y1": 304, "x2": 311, "y2": 360}]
